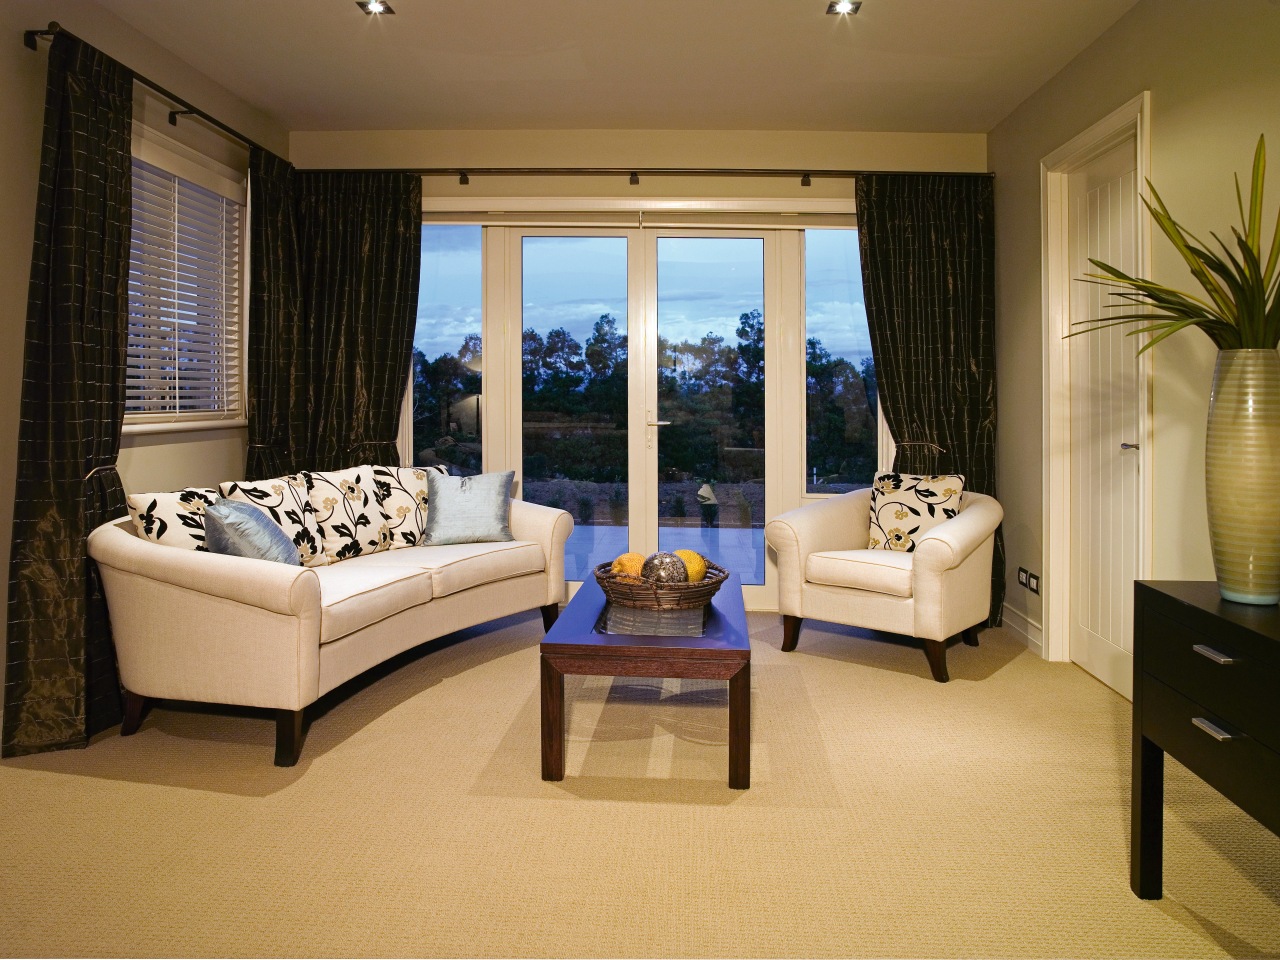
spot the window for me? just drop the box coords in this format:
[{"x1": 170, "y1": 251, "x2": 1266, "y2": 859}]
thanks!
[
  {"x1": 125, "y1": 155, "x2": 244, "y2": 427},
  {"x1": 411, "y1": 224, "x2": 483, "y2": 475},
  {"x1": 804, "y1": 228, "x2": 877, "y2": 493}
]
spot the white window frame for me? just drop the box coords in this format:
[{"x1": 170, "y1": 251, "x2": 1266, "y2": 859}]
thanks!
[
  {"x1": 797, "y1": 226, "x2": 895, "y2": 501},
  {"x1": 405, "y1": 194, "x2": 894, "y2": 523},
  {"x1": 123, "y1": 126, "x2": 248, "y2": 434}
]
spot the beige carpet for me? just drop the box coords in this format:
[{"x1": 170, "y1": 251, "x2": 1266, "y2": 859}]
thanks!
[{"x1": 2, "y1": 613, "x2": 1278, "y2": 959}]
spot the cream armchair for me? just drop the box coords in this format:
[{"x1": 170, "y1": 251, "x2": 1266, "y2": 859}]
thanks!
[{"x1": 765, "y1": 488, "x2": 1003, "y2": 682}]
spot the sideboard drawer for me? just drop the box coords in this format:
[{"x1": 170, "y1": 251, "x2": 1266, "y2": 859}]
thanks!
[
  {"x1": 1143, "y1": 607, "x2": 1280, "y2": 752},
  {"x1": 1141, "y1": 674, "x2": 1280, "y2": 836}
]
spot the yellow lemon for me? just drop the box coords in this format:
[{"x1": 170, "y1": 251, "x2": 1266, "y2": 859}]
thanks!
[
  {"x1": 611, "y1": 552, "x2": 646, "y2": 577},
  {"x1": 674, "y1": 549, "x2": 708, "y2": 583}
]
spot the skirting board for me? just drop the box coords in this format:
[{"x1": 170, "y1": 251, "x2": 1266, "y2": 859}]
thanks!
[{"x1": 1001, "y1": 603, "x2": 1044, "y2": 657}]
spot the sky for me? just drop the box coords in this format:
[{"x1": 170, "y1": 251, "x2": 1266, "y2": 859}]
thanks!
[{"x1": 414, "y1": 225, "x2": 870, "y2": 363}]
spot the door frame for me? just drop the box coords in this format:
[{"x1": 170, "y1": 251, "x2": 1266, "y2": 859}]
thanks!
[{"x1": 1040, "y1": 92, "x2": 1152, "y2": 663}]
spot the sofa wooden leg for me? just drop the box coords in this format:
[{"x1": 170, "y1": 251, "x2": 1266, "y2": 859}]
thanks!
[
  {"x1": 781, "y1": 615, "x2": 803, "y2": 652},
  {"x1": 924, "y1": 639, "x2": 950, "y2": 683},
  {"x1": 120, "y1": 689, "x2": 149, "y2": 736},
  {"x1": 274, "y1": 709, "x2": 306, "y2": 767},
  {"x1": 962, "y1": 626, "x2": 981, "y2": 647},
  {"x1": 540, "y1": 603, "x2": 560, "y2": 633}
]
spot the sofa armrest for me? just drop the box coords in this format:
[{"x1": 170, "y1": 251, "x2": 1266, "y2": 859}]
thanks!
[
  {"x1": 508, "y1": 498, "x2": 575, "y2": 604},
  {"x1": 913, "y1": 493, "x2": 1004, "y2": 575},
  {"x1": 87, "y1": 519, "x2": 321, "y2": 616}
]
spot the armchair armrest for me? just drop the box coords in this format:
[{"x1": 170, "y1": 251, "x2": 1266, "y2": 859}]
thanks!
[
  {"x1": 765, "y1": 489, "x2": 872, "y2": 616},
  {"x1": 87, "y1": 519, "x2": 320, "y2": 616},
  {"x1": 913, "y1": 493, "x2": 1004, "y2": 574},
  {"x1": 765, "y1": 488, "x2": 873, "y2": 560}
]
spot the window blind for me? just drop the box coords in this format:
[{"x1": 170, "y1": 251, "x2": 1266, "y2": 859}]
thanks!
[{"x1": 126, "y1": 157, "x2": 243, "y2": 423}]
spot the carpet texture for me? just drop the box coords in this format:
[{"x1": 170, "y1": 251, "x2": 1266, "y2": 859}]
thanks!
[{"x1": 1, "y1": 614, "x2": 1278, "y2": 958}]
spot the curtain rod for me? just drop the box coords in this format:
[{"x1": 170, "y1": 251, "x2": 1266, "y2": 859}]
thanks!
[
  {"x1": 312, "y1": 167, "x2": 995, "y2": 184},
  {"x1": 24, "y1": 21, "x2": 266, "y2": 155}
]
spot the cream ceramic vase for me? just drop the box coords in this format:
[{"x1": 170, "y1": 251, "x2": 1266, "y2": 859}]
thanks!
[{"x1": 1204, "y1": 348, "x2": 1280, "y2": 604}]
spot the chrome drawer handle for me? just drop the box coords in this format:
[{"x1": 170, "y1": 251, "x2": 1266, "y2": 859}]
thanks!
[
  {"x1": 1192, "y1": 643, "x2": 1238, "y2": 665},
  {"x1": 1191, "y1": 717, "x2": 1235, "y2": 742}
]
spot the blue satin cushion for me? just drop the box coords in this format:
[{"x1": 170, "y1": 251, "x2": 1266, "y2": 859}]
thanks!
[
  {"x1": 204, "y1": 497, "x2": 302, "y2": 565},
  {"x1": 423, "y1": 470, "x2": 515, "y2": 545}
]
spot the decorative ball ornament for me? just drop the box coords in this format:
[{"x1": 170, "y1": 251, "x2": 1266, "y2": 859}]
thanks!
[
  {"x1": 641, "y1": 551, "x2": 688, "y2": 583},
  {"x1": 673, "y1": 549, "x2": 708, "y2": 582},
  {"x1": 611, "y1": 552, "x2": 646, "y2": 577}
]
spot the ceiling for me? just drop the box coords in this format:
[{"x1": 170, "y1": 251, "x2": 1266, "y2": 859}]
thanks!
[{"x1": 92, "y1": 0, "x2": 1142, "y2": 134}]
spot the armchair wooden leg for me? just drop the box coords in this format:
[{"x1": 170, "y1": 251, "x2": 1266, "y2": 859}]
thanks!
[
  {"x1": 962, "y1": 626, "x2": 981, "y2": 647},
  {"x1": 540, "y1": 603, "x2": 560, "y2": 633},
  {"x1": 924, "y1": 639, "x2": 950, "y2": 683},
  {"x1": 120, "y1": 689, "x2": 149, "y2": 736},
  {"x1": 782, "y1": 615, "x2": 803, "y2": 652},
  {"x1": 274, "y1": 709, "x2": 306, "y2": 767}
]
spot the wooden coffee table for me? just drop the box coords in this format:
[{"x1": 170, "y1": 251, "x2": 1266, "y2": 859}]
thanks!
[{"x1": 540, "y1": 573, "x2": 751, "y2": 789}]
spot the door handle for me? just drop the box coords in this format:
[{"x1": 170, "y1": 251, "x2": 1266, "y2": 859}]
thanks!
[
  {"x1": 1120, "y1": 442, "x2": 1140, "y2": 450},
  {"x1": 646, "y1": 420, "x2": 671, "y2": 427}
]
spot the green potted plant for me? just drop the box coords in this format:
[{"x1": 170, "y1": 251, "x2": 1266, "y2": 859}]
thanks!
[{"x1": 1073, "y1": 135, "x2": 1280, "y2": 604}]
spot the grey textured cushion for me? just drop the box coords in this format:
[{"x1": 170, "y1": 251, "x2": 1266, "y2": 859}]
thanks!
[
  {"x1": 423, "y1": 471, "x2": 515, "y2": 545},
  {"x1": 204, "y1": 498, "x2": 303, "y2": 565}
]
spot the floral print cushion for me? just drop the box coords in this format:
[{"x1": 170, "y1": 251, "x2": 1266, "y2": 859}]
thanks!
[
  {"x1": 219, "y1": 475, "x2": 326, "y2": 567},
  {"x1": 305, "y1": 465, "x2": 392, "y2": 562},
  {"x1": 372, "y1": 464, "x2": 449, "y2": 548},
  {"x1": 125, "y1": 488, "x2": 219, "y2": 550},
  {"x1": 868, "y1": 472, "x2": 965, "y2": 551}
]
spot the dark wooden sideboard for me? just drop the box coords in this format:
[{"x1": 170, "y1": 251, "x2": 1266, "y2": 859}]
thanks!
[{"x1": 1131, "y1": 580, "x2": 1280, "y2": 899}]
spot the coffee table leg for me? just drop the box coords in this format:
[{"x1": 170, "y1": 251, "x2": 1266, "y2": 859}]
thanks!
[
  {"x1": 541, "y1": 654, "x2": 565, "y2": 781},
  {"x1": 728, "y1": 661, "x2": 750, "y2": 789}
]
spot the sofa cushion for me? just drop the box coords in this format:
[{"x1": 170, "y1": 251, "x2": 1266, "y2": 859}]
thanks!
[
  {"x1": 126, "y1": 488, "x2": 219, "y2": 551},
  {"x1": 348, "y1": 541, "x2": 545, "y2": 598},
  {"x1": 868, "y1": 473, "x2": 964, "y2": 551},
  {"x1": 306, "y1": 465, "x2": 392, "y2": 562},
  {"x1": 311, "y1": 564, "x2": 434, "y2": 643},
  {"x1": 423, "y1": 470, "x2": 515, "y2": 545},
  {"x1": 204, "y1": 498, "x2": 302, "y2": 566},
  {"x1": 220, "y1": 475, "x2": 326, "y2": 567},
  {"x1": 372, "y1": 464, "x2": 449, "y2": 548},
  {"x1": 807, "y1": 549, "x2": 914, "y2": 598}
]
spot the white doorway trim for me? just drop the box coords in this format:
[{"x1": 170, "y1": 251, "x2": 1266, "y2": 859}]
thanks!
[{"x1": 1041, "y1": 92, "x2": 1153, "y2": 663}]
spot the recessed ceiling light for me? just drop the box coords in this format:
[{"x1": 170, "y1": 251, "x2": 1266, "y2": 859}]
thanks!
[
  {"x1": 357, "y1": 0, "x2": 395, "y2": 14},
  {"x1": 827, "y1": 0, "x2": 860, "y2": 13}
]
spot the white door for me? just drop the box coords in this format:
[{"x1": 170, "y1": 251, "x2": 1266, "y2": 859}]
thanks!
[
  {"x1": 1066, "y1": 137, "x2": 1143, "y2": 697},
  {"x1": 508, "y1": 229, "x2": 779, "y2": 609}
]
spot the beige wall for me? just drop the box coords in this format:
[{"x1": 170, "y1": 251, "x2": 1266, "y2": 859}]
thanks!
[
  {"x1": 988, "y1": 0, "x2": 1280, "y2": 637},
  {"x1": 0, "y1": 1, "x2": 287, "y2": 727},
  {"x1": 290, "y1": 128, "x2": 987, "y2": 175}
]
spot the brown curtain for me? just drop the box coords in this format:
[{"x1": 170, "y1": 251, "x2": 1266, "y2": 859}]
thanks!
[
  {"x1": 247, "y1": 158, "x2": 421, "y2": 474},
  {"x1": 296, "y1": 171, "x2": 422, "y2": 470},
  {"x1": 4, "y1": 34, "x2": 133, "y2": 756},
  {"x1": 246, "y1": 148, "x2": 305, "y2": 477},
  {"x1": 856, "y1": 173, "x2": 1004, "y2": 626}
]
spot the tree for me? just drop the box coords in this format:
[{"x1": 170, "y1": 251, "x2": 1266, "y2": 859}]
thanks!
[{"x1": 584, "y1": 314, "x2": 627, "y2": 426}]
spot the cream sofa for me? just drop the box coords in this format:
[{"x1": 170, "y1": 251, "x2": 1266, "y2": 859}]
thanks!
[{"x1": 87, "y1": 497, "x2": 573, "y2": 765}]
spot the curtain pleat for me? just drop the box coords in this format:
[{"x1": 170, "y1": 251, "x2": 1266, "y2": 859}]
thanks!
[
  {"x1": 296, "y1": 172, "x2": 422, "y2": 471},
  {"x1": 246, "y1": 148, "x2": 305, "y2": 478},
  {"x1": 4, "y1": 34, "x2": 133, "y2": 756},
  {"x1": 856, "y1": 173, "x2": 1004, "y2": 626}
]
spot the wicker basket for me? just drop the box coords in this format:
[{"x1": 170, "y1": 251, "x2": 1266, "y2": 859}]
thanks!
[{"x1": 594, "y1": 560, "x2": 729, "y2": 611}]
